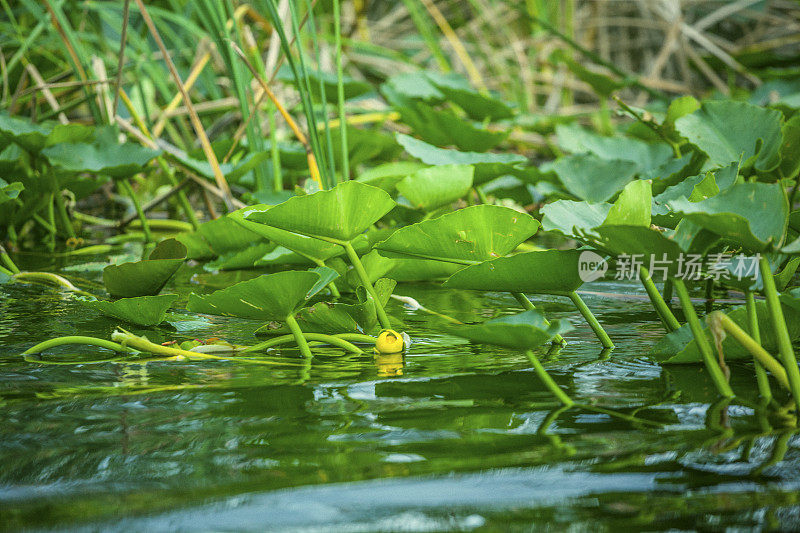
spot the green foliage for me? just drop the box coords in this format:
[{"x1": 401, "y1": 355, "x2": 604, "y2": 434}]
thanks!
[{"x1": 447, "y1": 310, "x2": 573, "y2": 350}]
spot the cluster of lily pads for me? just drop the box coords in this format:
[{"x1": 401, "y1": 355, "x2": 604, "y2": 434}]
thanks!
[{"x1": 5, "y1": 65, "x2": 800, "y2": 417}]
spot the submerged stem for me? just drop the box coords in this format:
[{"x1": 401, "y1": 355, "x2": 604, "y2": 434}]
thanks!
[
  {"x1": 524, "y1": 349, "x2": 573, "y2": 407},
  {"x1": 23, "y1": 336, "x2": 135, "y2": 355}
]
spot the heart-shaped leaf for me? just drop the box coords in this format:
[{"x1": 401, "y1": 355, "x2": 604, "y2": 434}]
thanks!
[
  {"x1": 102, "y1": 239, "x2": 187, "y2": 298},
  {"x1": 231, "y1": 208, "x2": 343, "y2": 262},
  {"x1": 42, "y1": 133, "x2": 161, "y2": 178},
  {"x1": 550, "y1": 154, "x2": 638, "y2": 202},
  {"x1": 395, "y1": 164, "x2": 474, "y2": 211},
  {"x1": 187, "y1": 270, "x2": 323, "y2": 321},
  {"x1": 377, "y1": 205, "x2": 539, "y2": 263},
  {"x1": 556, "y1": 123, "x2": 673, "y2": 172},
  {"x1": 426, "y1": 72, "x2": 514, "y2": 121},
  {"x1": 675, "y1": 101, "x2": 783, "y2": 172},
  {"x1": 78, "y1": 294, "x2": 177, "y2": 327},
  {"x1": 443, "y1": 250, "x2": 584, "y2": 293},
  {"x1": 396, "y1": 133, "x2": 527, "y2": 184},
  {"x1": 244, "y1": 181, "x2": 395, "y2": 242},
  {"x1": 446, "y1": 309, "x2": 573, "y2": 349},
  {"x1": 667, "y1": 182, "x2": 788, "y2": 252}
]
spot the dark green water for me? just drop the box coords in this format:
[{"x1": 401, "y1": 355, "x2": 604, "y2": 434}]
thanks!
[{"x1": 2, "y1": 253, "x2": 800, "y2": 531}]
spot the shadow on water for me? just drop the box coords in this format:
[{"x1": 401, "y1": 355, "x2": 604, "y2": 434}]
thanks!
[{"x1": 1, "y1": 259, "x2": 800, "y2": 530}]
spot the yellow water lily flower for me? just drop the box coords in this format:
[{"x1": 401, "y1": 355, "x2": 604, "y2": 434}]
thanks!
[{"x1": 375, "y1": 329, "x2": 404, "y2": 354}]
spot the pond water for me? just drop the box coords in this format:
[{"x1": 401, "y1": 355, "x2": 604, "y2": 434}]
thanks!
[{"x1": 2, "y1": 252, "x2": 800, "y2": 531}]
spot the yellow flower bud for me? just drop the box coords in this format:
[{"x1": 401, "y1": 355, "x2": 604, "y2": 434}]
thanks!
[{"x1": 375, "y1": 329, "x2": 404, "y2": 354}]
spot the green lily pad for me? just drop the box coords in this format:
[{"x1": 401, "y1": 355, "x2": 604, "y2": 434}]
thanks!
[
  {"x1": 188, "y1": 269, "x2": 328, "y2": 321},
  {"x1": 357, "y1": 161, "x2": 428, "y2": 191},
  {"x1": 396, "y1": 164, "x2": 474, "y2": 211},
  {"x1": 675, "y1": 100, "x2": 783, "y2": 172},
  {"x1": 244, "y1": 181, "x2": 395, "y2": 242},
  {"x1": 276, "y1": 65, "x2": 372, "y2": 103},
  {"x1": 377, "y1": 205, "x2": 539, "y2": 264},
  {"x1": 541, "y1": 200, "x2": 611, "y2": 238},
  {"x1": 443, "y1": 250, "x2": 584, "y2": 293},
  {"x1": 102, "y1": 238, "x2": 187, "y2": 298},
  {"x1": 550, "y1": 154, "x2": 638, "y2": 202},
  {"x1": 232, "y1": 208, "x2": 344, "y2": 262},
  {"x1": 205, "y1": 241, "x2": 277, "y2": 271},
  {"x1": 666, "y1": 182, "x2": 788, "y2": 252},
  {"x1": 446, "y1": 309, "x2": 573, "y2": 349},
  {"x1": 0, "y1": 115, "x2": 92, "y2": 153},
  {"x1": 42, "y1": 134, "x2": 162, "y2": 179},
  {"x1": 383, "y1": 85, "x2": 507, "y2": 151},
  {"x1": 396, "y1": 133, "x2": 526, "y2": 184},
  {"x1": 556, "y1": 123, "x2": 673, "y2": 171},
  {"x1": 0, "y1": 179, "x2": 23, "y2": 205},
  {"x1": 426, "y1": 72, "x2": 514, "y2": 121},
  {"x1": 587, "y1": 225, "x2": 685, "y2": 275},
  {"x1": 780, "y1": 114, "x2": 800, "y2": 179},
  {"x1": 79, "y1": 294, "x2": 178, "y2": 327},
  {"x1": 603, "y1": 179, "x2": 652, "y2": 227}
]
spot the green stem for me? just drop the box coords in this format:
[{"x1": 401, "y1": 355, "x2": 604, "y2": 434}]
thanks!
[
  {"x1": 746, "y1": 290, "x2": 773, "y2": 401},
  {"x1": 158, "y1": 158, "x2": 200, "y2": 230},
  {"x1": 673, "y1": 279, "x2": 734, "y2": 398},
  {"x1": 242, "y1": 332, "x2": 363, "y2": 354},
  {"x1": 524, "y1": 349, "x2": 573, "y2": 406},
  {"x1": 23, "y1": 336, "x2": 135, "y2": 355},
  {"x1": 474, "y1": 186, "x2": 489, "y2": 205},
  {"x1": 343, "y1": 241, "x2": 391, "y2": 329},
  {"x1": 662, "y1": 278, "x2": 674, "y2": 304},
  {"x1": 13, "y1": 271, "x2": 79, "y2": 291},
  {"x1": 333, "y1": 0, "x2": 348, "y2": 181},
  {"x1": 639, "y1": 266, "x2": 680, "y2": 332},
  {"x1": 52, "y1": 189, "x2": 76, "y2": 240},
  {"x1": 120, "y1": 178, "x2": 153, "y2": 243},
  {"x1": 513, "y1": 292, "x2": 564, "y2": 345},
  {"x1": 759, "y1": 255, "x2": 800, "y2": 412},
  {"x1": 334, "y1": 333, "x2": 377, "y2": 344},
  {"x1": 46, "y1": 192, "x2": 56, "y2": 251},
  {"x1": 565, "y1": 291, "x2": 614, "y2": 349},
  {"x1": 0, "y1": 245, "x2": 20, "y2": 274},
  {"x1": 285, "y1": 313, "x2": 313, "y2": 358},
  {"x1": 709, "y1": 311, "x2": 789, "y2": 392}
]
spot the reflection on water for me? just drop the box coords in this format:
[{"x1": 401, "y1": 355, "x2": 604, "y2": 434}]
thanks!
[{"x1": 1, "y1": 261, "x2": 799, "y2": 530}]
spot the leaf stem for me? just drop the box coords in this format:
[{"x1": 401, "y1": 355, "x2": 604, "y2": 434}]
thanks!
[
  {"x1": 23, "y1": 336, "x2": 134, "y2": 355},
  {"x1": 285, "y1": 313, "x2": 313, "y2": 358},
  {"x1": 759, "y1": 255, "x2": 800, "y2": 412},
  {"x1": 343, "y1": 241, "x2": 391, "y2": 329},
  {"x1": 241, "y1": 332, "x2": 363, "y2": 354},
  {"x1": 639, "y1": 266, "x2": 680, "y2": 332},
  {"x1": 120, "y1": 178, "x2": 152, "y2": 243},
  {"x1": 566, "y1": 291, "x2": 614, "y2": 349},
  {"x1": 709, "y1": 311, "x2": 789, "y2": 392},
  {"x1": 672, "y1": 279, "x2": 734, "y2": 397},
  {"x1": 746, "y1": 290, "x2": 773, "y2": 401},
  {"x1": 524, "y1": 349, "x2": 573, "y2": 406}
]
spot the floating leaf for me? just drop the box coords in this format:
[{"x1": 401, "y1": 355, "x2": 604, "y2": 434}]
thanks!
[
  {"x1": 446, "y1": 309, "x2": 573, "y2": 349},
  {"x1": 0, "y1": 179, "x2": 23, "y2": 205},
  {"x1": 42, "y1": 134, "x2": 162, "y2": 179},
  {"x1": 603, "y1": 179, "x2": 652, "y2": 226},
  {"x1": 426, "y1": 72, "x2": 514, "y2": 121},
  {"x1": 231, "y1": 209, "x2": 344, "y2": 262},
  {"x1": 396, "y1": 164, "x2": 474, "y2": 211},
  {"x1": 556, "y1": 124, "x2": 673, "y2": 171},
  {"x1": 383, "y1": 85, "x2": 507, "y2": 151},
  {"x1": 188, "y1": 270, "x2": 323, "y2": 321},
  {"x1": 541, "y1": 201, "x2": 610, "y2": 238},
  {"x1": 396, "y1": 133, "x2": 527, "y2": 184},
  {"x1": 667, "y1": 182, "x2": 788, "y2": 252},
  {"x1": 79, "y1": 294, "x2": 177, "y2": 327},
  {"x1": 444, "y1": 250, "x2": 584, "y2": 293},
  {"x1": 377, "y1": 205, "x2": 539, "y2": 263},
  {"x1": 675, "y1": 101, "x2": 783, "y2": 172},
  {"x1": 244, "y1": 181, "x2": 395, "y2": 242},
  {"x1": 277, "y1": 65, "x2": 372, "y2": 103},
  {"x1": 550, "y1": 154, "x2": 638, "y2": 202},
  {"x1": 103, "y1": 239, "x2": 187, "y2": 298},
  {"x1": 357, "y1": 161, "x2": 428, "y2": 191}
]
